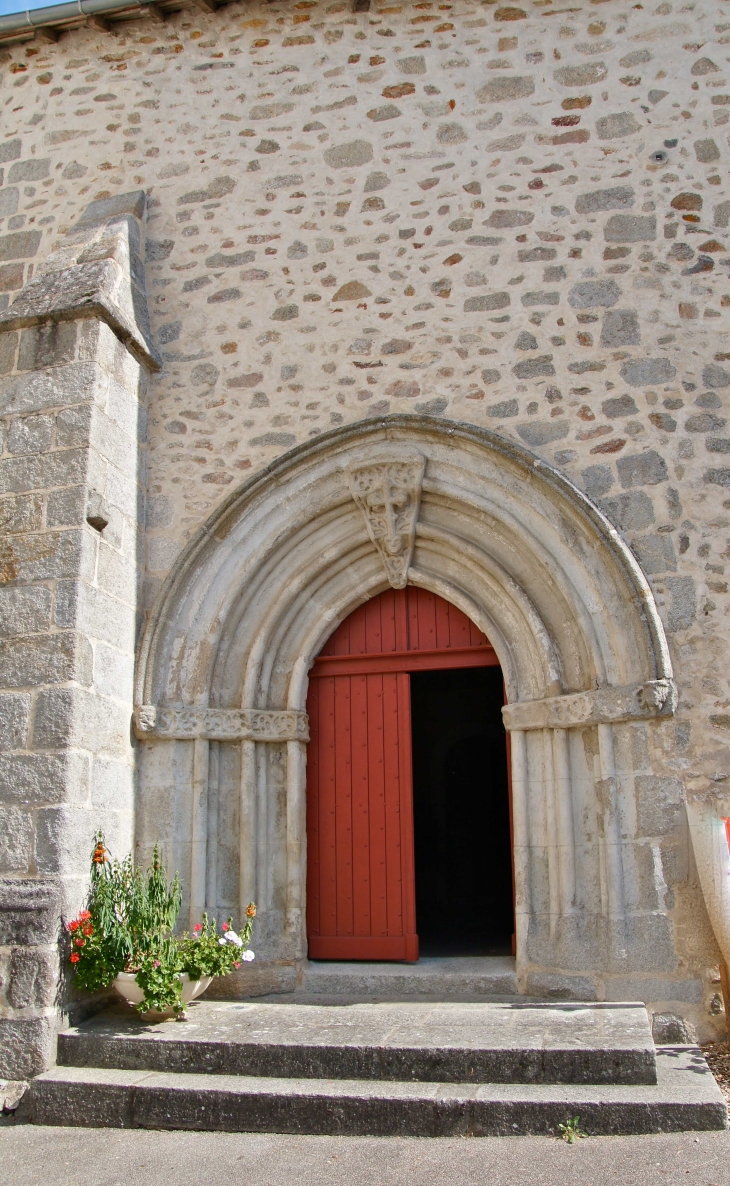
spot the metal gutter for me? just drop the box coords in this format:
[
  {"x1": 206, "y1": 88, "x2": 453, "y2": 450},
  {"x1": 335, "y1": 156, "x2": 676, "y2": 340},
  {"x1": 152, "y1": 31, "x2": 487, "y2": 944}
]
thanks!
[
  {"x1": 1, "y1": 0, "x2": 145, "y2": 33},
  {"x1": 0, "y1": 0, "x2": 216, "y2": 39}
]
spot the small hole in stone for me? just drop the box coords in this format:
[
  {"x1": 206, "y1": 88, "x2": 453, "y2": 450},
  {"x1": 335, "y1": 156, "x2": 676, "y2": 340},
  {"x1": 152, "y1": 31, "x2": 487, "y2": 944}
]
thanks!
[
  {"x1": 86, "y1": 515, "x2": 109, "y2": 533},
  {"x1": 353, "y1": 0, "x2": 370, "y2": 10}
]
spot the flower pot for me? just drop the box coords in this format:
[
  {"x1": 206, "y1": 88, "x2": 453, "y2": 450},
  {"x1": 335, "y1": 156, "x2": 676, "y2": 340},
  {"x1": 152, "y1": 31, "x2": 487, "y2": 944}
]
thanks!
[{"x1": 113, "y1": 971, "x2": 213, "y2": 1016}]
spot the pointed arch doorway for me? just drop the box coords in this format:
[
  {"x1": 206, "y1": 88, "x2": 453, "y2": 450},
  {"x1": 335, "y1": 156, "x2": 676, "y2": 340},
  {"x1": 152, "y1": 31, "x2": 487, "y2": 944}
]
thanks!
[{"x1": 305, "y1": 587, "x2": 514, "y2": 962}]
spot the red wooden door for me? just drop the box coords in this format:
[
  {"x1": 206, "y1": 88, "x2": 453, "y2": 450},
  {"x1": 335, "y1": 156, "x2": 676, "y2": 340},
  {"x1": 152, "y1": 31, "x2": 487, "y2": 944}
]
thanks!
[{"x1": 306, "y1": 588, "x2": 498, "y2": 961}]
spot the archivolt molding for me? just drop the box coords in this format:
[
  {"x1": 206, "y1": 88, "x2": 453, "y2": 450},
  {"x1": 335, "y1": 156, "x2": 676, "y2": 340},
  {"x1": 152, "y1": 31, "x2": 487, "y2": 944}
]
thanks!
[{"x1": 136, "y1": 415, "x2": 673, "y2": 719}]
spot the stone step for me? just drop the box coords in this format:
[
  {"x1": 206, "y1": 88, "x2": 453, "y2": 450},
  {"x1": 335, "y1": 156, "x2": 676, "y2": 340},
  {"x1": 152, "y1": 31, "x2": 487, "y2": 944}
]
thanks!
[
  {"x1": 300, "y1": 955, "x2": 519, "y2": 998},
  {"x1": 17, "y1": 1050, "x2": 728, "y2": 1137},
  {"x1": 58, "y1": 1001, "x2": 657, "y2": 1086}
]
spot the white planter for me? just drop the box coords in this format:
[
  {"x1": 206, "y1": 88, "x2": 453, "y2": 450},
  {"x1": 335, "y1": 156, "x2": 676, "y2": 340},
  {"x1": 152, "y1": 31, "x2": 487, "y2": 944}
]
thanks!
[{"x1": 113, "y1": 971, "x2": 213, "y2": 1016}]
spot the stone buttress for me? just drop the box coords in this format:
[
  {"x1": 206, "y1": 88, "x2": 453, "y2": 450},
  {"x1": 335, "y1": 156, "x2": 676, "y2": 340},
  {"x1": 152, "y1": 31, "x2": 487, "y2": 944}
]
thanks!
[{"x1": 0, "y1": 192, "x2": 157, "y2": 1079}]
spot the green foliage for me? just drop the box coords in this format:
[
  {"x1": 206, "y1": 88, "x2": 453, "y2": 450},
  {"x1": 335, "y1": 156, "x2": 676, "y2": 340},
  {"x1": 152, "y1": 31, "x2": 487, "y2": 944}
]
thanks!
[
  {"x1": 67, "y1": 833, "x2": 255, "y2": 1015},
  {"x1": 178, "y1": 912, "x2": 255, "y2": 980},
  {"x1": 135, "y1": 943, "x2": 184, "y2": 1014},
  {"x1": 558, "y1": 1116, "x2": 587, "y2": 1143}
]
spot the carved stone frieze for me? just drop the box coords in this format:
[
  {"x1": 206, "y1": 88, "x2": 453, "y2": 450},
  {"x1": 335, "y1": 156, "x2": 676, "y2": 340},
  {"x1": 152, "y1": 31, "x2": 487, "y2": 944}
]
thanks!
[
  {"x1": 134, "y1": 706, "x2": 309, "y2": 742},
  {"x1": 346, "y1": 447, "x2": 425, "y2": 589},
  {"x1": 501, "y1": 679, "x2": 677, "y2": 732}
]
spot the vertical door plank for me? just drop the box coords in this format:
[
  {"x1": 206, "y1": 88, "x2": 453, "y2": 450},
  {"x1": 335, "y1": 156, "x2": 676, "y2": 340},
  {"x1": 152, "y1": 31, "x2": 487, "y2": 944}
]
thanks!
[
  {"x1": 348, "y1": 603, "x2": 366, "y2": 655},
  {"x1": 422, "y1": 590, "x2": 438, "y2": 650},
  {"x1": 334, "y1": 675, "x2": 354, "y2": 936},
  {"x1": 364, "y1": 594, "x2": 383, "y2": 656},
  {"x1": 448, "y1": 599, "x2": 471, "y2": 648},
  {"x1": 351, "y1": 671, "x2": 371, "y2": 936},
  {"x1": 394, "y1": 588, "x2": 408, "y2": 652},
  {"x1": 317, "y1": 675, "x2": 338, "y2": 936},
  {"x1": 367, "y1": 672, "x2": 389, "y2": 937},
  {"x1": 397, "y1": 670, "x2": 419, "y2": 958},
  {"x1": 434, "y1": 590, "x2": 452, "y2": 650},
  {"x1": 468, "y1": 618, "x2": 479, "y2": 646},
  {"x1": 382, "y1": 671, "x2": 404, "y2": 937},
  {"x1": 406, "y1": 586, "x2": 418, "y2": 652},
  {"x1": 381, "y1": 587, "x2": 398, "y2": 653}
]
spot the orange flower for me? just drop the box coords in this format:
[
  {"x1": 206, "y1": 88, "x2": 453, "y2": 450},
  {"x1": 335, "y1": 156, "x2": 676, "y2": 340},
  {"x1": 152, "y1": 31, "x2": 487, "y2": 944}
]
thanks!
[
  {"x1": 246, "y1": 903, "x2": 257, "y2": 918},
  {"x1": 92, "y1": 842, "x2": 107, "y2": 864}
]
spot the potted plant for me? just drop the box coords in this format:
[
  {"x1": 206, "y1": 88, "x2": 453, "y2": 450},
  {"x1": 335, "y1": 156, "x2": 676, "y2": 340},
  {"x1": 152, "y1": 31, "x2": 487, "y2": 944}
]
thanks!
[{"x1": 66, "y1": 834, "x2": 255, "y2": 1018}]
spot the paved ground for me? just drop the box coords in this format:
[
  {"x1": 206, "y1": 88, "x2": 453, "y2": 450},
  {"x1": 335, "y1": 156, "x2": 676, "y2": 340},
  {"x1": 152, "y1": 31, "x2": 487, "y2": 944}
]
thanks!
[{"x1": 1, "y1": 1125, "x2": 730, "y2": 1186}]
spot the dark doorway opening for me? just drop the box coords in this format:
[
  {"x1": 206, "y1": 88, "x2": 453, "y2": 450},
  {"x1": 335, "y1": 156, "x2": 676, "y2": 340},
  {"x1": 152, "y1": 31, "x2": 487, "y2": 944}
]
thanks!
[{"x1": 410, "y1": 666, "x2": 513, "y2": 956}]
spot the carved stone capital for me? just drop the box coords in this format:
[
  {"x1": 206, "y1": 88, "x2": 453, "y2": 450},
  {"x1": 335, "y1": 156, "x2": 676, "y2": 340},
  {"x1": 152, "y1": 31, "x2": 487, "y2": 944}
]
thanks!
[
  {"x1": 502, "y1": 679, "x2": 677, "y2": 732},
  {"x1": 134, "y1": 706, "x2": 309, "y2": 742},
  {"x1": 346, "y1": 447, "x2": 425, "y2": 589}
]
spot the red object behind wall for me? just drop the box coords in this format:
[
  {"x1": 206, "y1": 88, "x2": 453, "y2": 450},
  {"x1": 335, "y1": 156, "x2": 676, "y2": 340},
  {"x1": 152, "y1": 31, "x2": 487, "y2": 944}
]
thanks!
[{"x1": 305, "y1": 588, "x2": 498, "y2": 961}]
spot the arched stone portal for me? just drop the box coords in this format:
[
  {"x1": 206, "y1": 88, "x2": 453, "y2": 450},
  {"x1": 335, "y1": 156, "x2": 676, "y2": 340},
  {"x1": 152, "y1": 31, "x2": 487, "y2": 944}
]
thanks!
[{"x1": 134, "y1": 415, "x2": 686, "y2": 999}]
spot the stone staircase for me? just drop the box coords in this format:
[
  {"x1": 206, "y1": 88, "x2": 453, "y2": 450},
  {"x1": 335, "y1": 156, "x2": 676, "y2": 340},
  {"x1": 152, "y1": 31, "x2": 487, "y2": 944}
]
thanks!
[{"x1": 16, "y1": 994, "x2": 728, "y2": 1136}]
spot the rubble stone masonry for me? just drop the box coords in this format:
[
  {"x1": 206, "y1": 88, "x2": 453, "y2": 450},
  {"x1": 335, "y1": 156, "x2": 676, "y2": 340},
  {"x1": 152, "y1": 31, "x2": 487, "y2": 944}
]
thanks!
[{"x1": 0, "y1": 0, "x2": 729, "y2": 1074}]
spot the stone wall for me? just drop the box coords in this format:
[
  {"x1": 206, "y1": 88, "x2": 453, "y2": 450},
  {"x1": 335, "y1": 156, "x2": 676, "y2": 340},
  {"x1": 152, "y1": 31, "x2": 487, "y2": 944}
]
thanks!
[
  {"x1": 0, "y1": 3, "x2": 726, "y2": 595},
  {"x1": 0, "y1": 0, "x2": 729, "y2": 1066},
  {"x1": 0, "y1": 192, "x2": 154, "y2": 1077}
]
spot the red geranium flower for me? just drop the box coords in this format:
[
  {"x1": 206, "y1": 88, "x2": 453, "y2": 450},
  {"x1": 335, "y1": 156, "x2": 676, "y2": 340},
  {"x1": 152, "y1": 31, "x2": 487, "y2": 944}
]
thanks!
[
  {"x1": 70, "y1": 953, "x2": 80, "y2": 963},
  {"x1": 222, "y1": 922, "x2": 229, "y2": 932},
  {"x1": 74, "y1": 937, "x2": 85, "y2": 947},
  {"x1": 194, "y1": 923, "x2": 202, "y2": 932}
]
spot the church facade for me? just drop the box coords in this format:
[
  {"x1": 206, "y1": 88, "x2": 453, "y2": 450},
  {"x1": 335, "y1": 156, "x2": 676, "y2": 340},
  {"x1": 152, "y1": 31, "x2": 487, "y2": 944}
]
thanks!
[{"x1": 1, "y1": 0, "x2": 730, "y2": 1080}]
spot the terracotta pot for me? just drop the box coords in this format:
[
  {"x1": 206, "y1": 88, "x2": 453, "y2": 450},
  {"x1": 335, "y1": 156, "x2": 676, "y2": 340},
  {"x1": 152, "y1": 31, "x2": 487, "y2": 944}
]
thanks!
[{"x1": 113, "y1": 971, "x2": 213, "y2": 1015}]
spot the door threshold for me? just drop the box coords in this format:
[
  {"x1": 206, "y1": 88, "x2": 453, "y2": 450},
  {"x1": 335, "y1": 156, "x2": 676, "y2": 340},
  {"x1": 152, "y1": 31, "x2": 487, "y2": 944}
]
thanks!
[{"x1": 299, "y1": 954, "x2": 518, "y2": 1001}]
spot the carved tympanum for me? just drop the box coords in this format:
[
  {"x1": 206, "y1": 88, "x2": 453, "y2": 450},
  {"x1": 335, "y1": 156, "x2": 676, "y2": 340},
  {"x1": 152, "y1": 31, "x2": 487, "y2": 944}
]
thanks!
[{"x1": 346, "y1": 447, "x2": 425, "y2": 588}]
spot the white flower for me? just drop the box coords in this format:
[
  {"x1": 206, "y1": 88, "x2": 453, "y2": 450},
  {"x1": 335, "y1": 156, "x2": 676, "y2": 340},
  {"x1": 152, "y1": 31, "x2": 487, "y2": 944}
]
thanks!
[
  {"x1": 242, "y1": 949, "x2": 255, "y2": 962},
  {"x1": 218, "y1": 938, "x2": 227, "y2": 946},
  {"x1": 224, "y1": 930, "x2": 244, "y2": 947}
]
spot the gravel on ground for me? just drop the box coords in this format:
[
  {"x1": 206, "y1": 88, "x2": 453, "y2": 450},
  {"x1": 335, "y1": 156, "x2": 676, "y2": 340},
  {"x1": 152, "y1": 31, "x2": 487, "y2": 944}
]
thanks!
[{"x1": 702, "y1": 1040, "x2": 730, "y2": 1111}]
